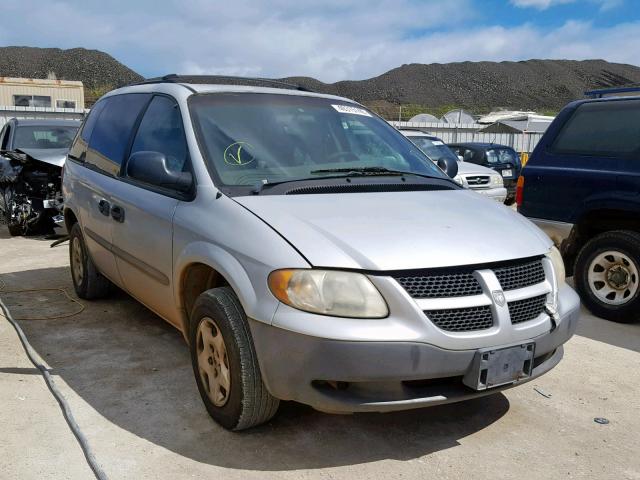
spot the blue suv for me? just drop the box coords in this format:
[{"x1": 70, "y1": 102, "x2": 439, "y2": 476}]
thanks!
[{"x1": 518, "y1": 95, "x2": 640, "y2": 323}]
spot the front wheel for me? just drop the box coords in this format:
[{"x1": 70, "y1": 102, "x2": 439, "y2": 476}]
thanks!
[
  {"x1": 574, "y1": 230, "x2": 640, "y2": 323},
  {"x1": 189, "y1": 287, "x2": 279, "y2": 430}
]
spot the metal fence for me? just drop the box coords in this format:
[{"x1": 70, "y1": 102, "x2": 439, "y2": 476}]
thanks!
[
  {"x1": 1, "y1": 106, "x2": 86, "y2": 127},
  {"x1": 391, "y1": 121, "x2": 544, "y2": 153}
]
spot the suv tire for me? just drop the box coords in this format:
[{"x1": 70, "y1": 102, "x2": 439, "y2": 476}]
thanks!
[
  {"x1": 69, "y1": 223, "x2": 112, "y2": 299},
  {"x1": 189, "y1": 287, "x2": 279, "y2": 430},
  {"x1": 575, "y1": 230, "x2": 640, "y2": 323}
]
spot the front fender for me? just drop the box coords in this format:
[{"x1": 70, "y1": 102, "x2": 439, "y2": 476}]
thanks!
[{"x1": 173, "y1": 241, "x2": 281, "y2": 336}]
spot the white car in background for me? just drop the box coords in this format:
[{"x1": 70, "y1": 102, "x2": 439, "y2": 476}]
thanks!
[{"x1": 400, "y1": 129, "x2": 507, "y2": 203}]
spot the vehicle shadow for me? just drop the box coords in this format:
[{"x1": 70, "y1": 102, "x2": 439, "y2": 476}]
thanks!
[{"x1": 2, "y1": 266, "x2": 510, "y2": 471}]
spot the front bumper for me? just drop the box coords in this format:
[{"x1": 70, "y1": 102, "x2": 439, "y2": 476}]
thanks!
[{"x1": 250, "y1": 286, "x2": 580, "y2": 413}]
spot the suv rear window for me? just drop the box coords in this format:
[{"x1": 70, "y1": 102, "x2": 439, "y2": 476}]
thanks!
[
  {"x1": 552, "y1": 99, "x2": 640, "y2": 156},
  {"x1": 86, "y1": 93, "x2": 151, "y2": 176},
  {"x1": 486, "y1": 148, "x2": 520, "y2": 166}
]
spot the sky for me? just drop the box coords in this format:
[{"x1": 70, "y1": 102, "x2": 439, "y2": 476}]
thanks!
[{"x1": 1, "y1": 0, "x2": 639, "y2": 83}]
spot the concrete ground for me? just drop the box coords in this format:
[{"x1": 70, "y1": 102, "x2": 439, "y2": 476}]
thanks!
[{"x1": 1, "y1": 230, "x2": 639, "y2": 480}]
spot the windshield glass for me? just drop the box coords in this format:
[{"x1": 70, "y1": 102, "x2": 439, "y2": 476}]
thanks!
[
  {"x1": 189, "y1": 93, "x2": 447, "y2": 187},
  {"x1": 13, "y1": 125, "x2": 78, "y2": 150},
  {"x1": 408, "y1": 136, "x2": 460, "y2": 163},
  {"x1": 486, "y1": 148, "x2": 520, "y2": 166}
]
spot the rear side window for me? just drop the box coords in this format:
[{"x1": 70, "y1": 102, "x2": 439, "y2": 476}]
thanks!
[
  {"x1": 487, "y1": 148, "x2": 519, "y2": 166},
  {"x1": 69, "y1": 99, "x2": 110, "y2": 161},
  {"x1": 552, "y1": 100, "x2": 640, "y2": 156},
  {"x1": 86, "y1": 94, "x2": 151, "y2": 176},
  {"x1": 129, "y1": 95, "x2": 188, "y2": 173}
]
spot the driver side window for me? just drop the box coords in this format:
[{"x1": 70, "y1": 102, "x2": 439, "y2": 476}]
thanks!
[{"x1": 130, "y1": 95, "x2": 188, "y2": 174}]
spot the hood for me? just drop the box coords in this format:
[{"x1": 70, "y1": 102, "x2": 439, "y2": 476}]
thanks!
[
  {"x1": 236, "y1": 190, "x2": 552, "y2": 271},
  {"x1": 16, "y1": 148, "x2": 67, "y2": 167},
  {"x1": 457, "y1": 161, "x2": 499, "y2": 176}
]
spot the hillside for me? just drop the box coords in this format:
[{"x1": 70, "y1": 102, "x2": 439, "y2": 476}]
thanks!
[
  {"x1": 0, "y1": 46, "x2": 143, "y2": 90},
  {"x1": 1, "y1": 47, "x2": 639, "y2": 113},
  {"x1": 284, "y1": 59, "x2": 640, "y2": 113}
]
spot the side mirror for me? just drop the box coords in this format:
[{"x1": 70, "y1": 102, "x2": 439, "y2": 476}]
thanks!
[
  {"x1": 127, "y1": 151, "x2": 192, "y2": 192},
  {"x1": 437, "y1": 157, "x2": 459, "y2": 179}
]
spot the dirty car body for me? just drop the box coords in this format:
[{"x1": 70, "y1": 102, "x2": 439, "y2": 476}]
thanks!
[
  {"x1": 0, "y1": 118, "x2": 79, "y2": 235},
  {"x1": 62, "y1": 78, "x2": 580, "y2": 429}
]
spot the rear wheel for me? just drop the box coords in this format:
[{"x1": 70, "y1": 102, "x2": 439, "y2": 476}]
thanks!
[
  {"x1": 69, "y1": 223, "x2": 111, "y2": 299},
  {"x1": 575, "y1": 230, "x2": 640, "y2": 323},
  {"x1": 189, "y1": 287, "x2": 279, "y2": 430}
]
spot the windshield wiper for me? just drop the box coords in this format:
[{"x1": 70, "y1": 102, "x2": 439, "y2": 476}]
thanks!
[{"x1": 310, "y1": 166, "x2": 438, "y2": 180}]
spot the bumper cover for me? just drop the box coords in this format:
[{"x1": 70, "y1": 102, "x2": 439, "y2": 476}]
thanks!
[{"x1": 250, "y1": 297, "x2": 579, "y2": 413}]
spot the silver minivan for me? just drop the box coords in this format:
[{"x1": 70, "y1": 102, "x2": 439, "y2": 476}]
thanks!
[{"x1": 63, "y1": 76, "x2": 580, "y2": 430}]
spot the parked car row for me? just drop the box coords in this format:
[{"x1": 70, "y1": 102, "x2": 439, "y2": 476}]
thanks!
[{"x1": 61, "y1": 76, "x2": 579, "y2": 430}]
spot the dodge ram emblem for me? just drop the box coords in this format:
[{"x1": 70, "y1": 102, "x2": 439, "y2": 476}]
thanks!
[{"x1": 492, "y1": 290, "x2": 506, "y2": 307}]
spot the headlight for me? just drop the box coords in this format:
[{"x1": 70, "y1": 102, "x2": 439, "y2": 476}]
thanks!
[
  {"x1": 546, "y1": 246, "x2": 566, "y2": 285},
  {"x1": 453, "y1": 175, "x2": 467, "y2": 187},
  {"x1": 268, "y1": 269, "x2": 389, "y2": 318},
  {"x1": 490, "y1": 174, "x2": 504, "y2": 187}
]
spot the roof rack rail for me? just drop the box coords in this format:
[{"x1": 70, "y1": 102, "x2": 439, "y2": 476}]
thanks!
[
  {"x1": 584, "y1": 85, "x2": 640, "y2": 98},
  {"x1": 130, "y1": 74, "x2": 314, "y2": 92}
]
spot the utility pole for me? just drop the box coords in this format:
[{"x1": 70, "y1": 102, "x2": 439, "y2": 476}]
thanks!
[{"x1": 398, "y1": 105, "x2": 402, "y2": 123}]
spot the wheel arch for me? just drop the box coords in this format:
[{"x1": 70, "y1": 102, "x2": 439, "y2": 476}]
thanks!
[
  {"x1": 562, "y1": 207, "x2": 640, "y2": 274},
  {"x1": 174, "y1": 242, "x2": 278, "y2": 342},
  {"x1": 63, "y1": 206, "x2": 79, "y2": 232}
]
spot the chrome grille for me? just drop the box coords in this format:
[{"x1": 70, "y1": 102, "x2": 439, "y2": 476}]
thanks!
[
  {"x1": 465, "y1": 175, "x2": 490, "y2": 186},
  {"x1": 494, "y1": 258, "x2": 545, "y2": 291},
  {"x1": 425, "y1": 305, "x2": 493, "y2": 332},
  {"x1": 394, "y1": 272, "x2": 482, "y2": 299},
  {"x1": 508, "y1": 295, "x2": 547, "y2": 324}
]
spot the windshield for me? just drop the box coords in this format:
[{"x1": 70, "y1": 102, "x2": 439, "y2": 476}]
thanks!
[
  {"x1": 13, "y1": 125, "x2": 78, "y2": 150},
  {"x1": 486, "y1": 148, "x2": 520, "y2": 166},
  {"x1": 408, "y1": 136, "x2": 460, "y2": 163},
  {"x1": 189, "y1": 93, "x2": 447, "y2": 187}
]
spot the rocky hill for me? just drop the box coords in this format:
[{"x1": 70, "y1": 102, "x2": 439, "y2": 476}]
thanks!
[
  {"x1": 1, "y1": 47, "x2": 639, "y2": 113},
  {"x1": 0, "y1": 46, "x2": 143, "y2": 89},
  {"x1": 284, "y1": 59, "x2": 640, "y2": 113}
]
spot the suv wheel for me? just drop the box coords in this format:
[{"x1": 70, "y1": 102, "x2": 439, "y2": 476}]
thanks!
[
  {"x1": 575, "y1": 230, "x2": 640, "y2": 323},
  {"x1": 189, "y1": 287, "x2": 279, "y2": 430},
  {"x1": 69, "y1": 223, "x2": 112, "y2": 299}
]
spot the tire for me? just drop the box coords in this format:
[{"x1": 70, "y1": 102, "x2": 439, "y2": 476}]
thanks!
[
  {"x1": 189, "y1": 287, "x2": 279, "y2": 430},
  {"x1": 574, "y1": 230, "x2": 640, "y2": 323},
  {"x1": 1, "y1": 188, "x2": 23, "y2": 236},
  {"x1": 7, "y1": 222, "x2": 24, "y2": 236},
  {"x1": 69, "y1": 223, "x2": 111, "y2": 299}
]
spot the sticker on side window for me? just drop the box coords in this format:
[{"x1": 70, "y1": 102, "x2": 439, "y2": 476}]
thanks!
[{"x1": 332, "y1": 104, "x2": 371, "y2": 117}]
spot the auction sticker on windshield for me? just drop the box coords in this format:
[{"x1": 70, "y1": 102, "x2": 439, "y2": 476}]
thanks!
[{"x1": 332, "y1": 104, "x2": 372, "y2": 117}]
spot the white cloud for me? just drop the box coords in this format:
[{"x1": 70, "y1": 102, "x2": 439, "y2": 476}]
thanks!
[
  {"x1": 510, "y1": 0, "x2": 623, "y2": 10},
  {"x1": 510, "y1": 0, "x2": 573, "y2": 9},
  {"x1": 0, "y1": 0, "x2": 637, "y2": 83}
]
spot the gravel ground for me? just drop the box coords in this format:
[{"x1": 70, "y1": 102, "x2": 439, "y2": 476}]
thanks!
[{"x1": 1, "y1": 230, "x2": 639, "y2": 480}]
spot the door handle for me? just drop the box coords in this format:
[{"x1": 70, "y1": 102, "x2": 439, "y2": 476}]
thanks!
[
  {"x1": 98, "y1": 199, "x2": 110, "y2": 216},
  {"x1": 110, "y1": 205, "x2": 125, "y2": 223}
]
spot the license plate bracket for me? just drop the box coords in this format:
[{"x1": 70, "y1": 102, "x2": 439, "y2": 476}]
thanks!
[{"x1": 463, "y1": 343, "x2": 535, "y2": 391}]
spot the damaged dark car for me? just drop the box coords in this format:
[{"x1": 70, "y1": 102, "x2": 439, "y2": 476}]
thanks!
[{"x1": 0, "y1": 118, "x2": 79, "y2": 236}]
